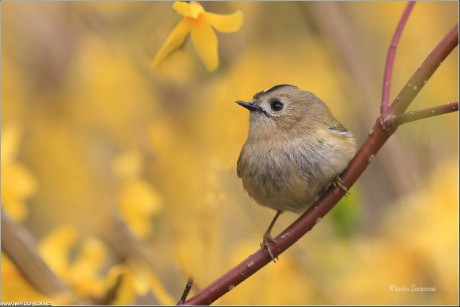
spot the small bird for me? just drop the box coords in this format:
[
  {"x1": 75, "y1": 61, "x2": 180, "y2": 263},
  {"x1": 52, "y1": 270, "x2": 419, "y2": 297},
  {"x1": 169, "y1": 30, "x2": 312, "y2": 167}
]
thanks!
[{"x1": 236, "y1": 84, "x2": 356, "y2": 261}]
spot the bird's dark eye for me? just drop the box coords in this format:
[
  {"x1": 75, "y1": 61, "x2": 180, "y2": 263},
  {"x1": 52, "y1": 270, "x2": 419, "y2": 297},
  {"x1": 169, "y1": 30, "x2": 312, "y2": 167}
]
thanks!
[{"x1": 270, "y1": 100, "x2": 284, "y2": 111}]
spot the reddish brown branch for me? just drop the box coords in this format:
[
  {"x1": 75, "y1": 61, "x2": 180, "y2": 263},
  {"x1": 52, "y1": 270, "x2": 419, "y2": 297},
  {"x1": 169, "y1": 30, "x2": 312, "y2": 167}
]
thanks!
[
  {"x1": 182, "y1": 10, "x2": 458, "y2": 306},
  {"x1": 183, "y1": 20, "x2": 458, "y2": 306},
  {"x1": 387, "y1": 22, "x2": 458, "y2": 116},
  {"x1": 381, "y1": 1, "x2": 416, "y2": 114},
  {"x1": 384, "y1": 102, "x2": 458, "y2": 129}
]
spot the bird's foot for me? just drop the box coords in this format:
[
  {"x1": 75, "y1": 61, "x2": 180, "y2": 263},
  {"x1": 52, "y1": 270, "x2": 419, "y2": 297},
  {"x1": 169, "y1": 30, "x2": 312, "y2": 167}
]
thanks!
[
  {"x1": 261, "y1": 232, "x2": 278, "y2": 263},
  {"x1": 332, "y1": 176, "x2": 349, "y2": 195}
]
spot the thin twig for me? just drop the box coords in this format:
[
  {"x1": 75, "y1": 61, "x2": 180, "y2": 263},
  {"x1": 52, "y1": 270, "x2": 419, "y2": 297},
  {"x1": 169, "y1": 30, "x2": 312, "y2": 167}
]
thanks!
[
  {"x1": 182, "y1": 20, "x2": 458, "y2": 306},
  {"x1": 177, "y1": 277, "x2": 194, "y2": 305},
  {"x1": 387, "y1": 22, "x2": 458, "y2": 116},
  {"x1": 1, "y1": 212, "x2": 73, "y2": 297},
  {"x1": 383, "y1": 102, "x2": 458, "y2": 128},
  {"x1": 380, "y1": 1, "x2": 416, "y2": 114},
  {"x1": 310, "y1": 1, "x2": 422, "y2": 197}
]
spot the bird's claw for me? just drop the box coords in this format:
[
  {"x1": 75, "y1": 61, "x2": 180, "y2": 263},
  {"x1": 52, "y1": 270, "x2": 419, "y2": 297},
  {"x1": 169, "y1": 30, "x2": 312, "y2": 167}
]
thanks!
[
  {"x1": 332, "y1": 176, "x2": 349, "y2": 195},
  {"x1": 261, "y1": 233, "x2": 278, "y2": 263}
]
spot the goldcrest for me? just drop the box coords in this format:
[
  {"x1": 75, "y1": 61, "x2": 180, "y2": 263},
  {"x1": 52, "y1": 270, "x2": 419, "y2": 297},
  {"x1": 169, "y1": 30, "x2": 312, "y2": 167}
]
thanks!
[{"x1": 236, "y1": 84, "x2": 356, "y2": 260}]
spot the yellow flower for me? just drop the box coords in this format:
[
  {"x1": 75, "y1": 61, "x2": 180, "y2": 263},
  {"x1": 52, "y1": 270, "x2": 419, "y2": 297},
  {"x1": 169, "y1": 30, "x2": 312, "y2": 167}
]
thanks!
[
  {"x1": 1, "y1": 253, "x2": 53, "y2": 303},
  {"x1": 106, "y1": 263, "x2": 175, "y2": 305},
  {"x1": 39, "y1": 226, "x2": 109, "y2": 299},
  {"x1": 1, "y1": 125, "x2": 38, "y2": 221},
  {"x1": 111, "y1": 151, "x2": 164, "y2": 239},
  {"x1": 117, "y1": 179, "x2": 163, "y2": 239},
  {"x1": 152, "y1": 1, "x2": 243, "y2": 72}
]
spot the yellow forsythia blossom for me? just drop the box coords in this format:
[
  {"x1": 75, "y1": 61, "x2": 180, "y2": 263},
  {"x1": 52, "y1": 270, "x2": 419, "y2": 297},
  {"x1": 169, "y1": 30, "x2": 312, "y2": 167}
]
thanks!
[
  {"x1": 152, "y1": 1, "x2": 243, "y2": 71},
  {"x1": 1, "y1": 125, "x2": 38, "y2": 221}
]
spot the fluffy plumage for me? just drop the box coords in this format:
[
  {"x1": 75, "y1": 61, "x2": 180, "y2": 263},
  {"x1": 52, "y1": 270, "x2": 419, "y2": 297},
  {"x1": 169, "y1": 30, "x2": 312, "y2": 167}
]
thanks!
[{"x1": 237, "y1": 84, "x2": 356, "y2": 214}]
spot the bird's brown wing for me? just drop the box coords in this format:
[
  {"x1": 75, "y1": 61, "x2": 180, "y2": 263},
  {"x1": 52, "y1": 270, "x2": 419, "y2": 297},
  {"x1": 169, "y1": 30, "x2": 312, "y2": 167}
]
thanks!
[{"x1": 324, "y1": 120, "x2": 353, "y2": 139}]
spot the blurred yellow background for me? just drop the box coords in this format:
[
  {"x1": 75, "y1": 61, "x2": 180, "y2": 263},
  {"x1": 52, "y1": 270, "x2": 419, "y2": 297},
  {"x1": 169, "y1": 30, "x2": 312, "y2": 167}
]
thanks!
[{"x1": 1, "y1": 1, "x2": 458, "y2": 305}]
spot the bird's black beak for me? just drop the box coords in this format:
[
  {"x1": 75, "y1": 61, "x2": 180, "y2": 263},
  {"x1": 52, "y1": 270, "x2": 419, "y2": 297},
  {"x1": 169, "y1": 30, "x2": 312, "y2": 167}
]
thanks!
[{"x1": 236, "y1": 100, "x2": 263, "y2": 112}]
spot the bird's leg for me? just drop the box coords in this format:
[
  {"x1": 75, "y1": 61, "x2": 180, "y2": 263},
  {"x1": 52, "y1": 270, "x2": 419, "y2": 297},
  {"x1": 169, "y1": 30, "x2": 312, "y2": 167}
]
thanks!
[
  {"x1": 332, "y1": 175, "x2": 349, "y2": 195},
  {"x1": 261, "y1": 210, "x2": 282, "y2": 262}
]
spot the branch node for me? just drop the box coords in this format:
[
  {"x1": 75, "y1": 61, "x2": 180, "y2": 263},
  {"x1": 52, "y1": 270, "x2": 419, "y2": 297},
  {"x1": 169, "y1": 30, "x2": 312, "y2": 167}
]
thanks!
[{"x1": 379, "y1": 115, "x2": 398, "y2": 134}]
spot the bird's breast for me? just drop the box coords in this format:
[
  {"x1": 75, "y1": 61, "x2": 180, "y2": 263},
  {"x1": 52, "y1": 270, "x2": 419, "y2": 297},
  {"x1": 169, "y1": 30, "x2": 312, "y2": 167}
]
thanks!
[{"x1": 238, "y1": 140, "x2": 322, "y2": 213}]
